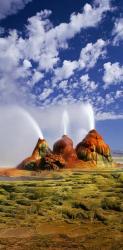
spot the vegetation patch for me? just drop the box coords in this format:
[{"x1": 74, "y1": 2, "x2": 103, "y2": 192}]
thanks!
[{"x1": 0, "y1": 170, "x2": 122, "y2": 230}]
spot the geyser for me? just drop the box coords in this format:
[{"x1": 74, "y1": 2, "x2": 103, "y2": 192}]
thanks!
[
  {"x1": 85, "y1": 103, "x2": 95, "y2": 131},
  {"x1": 0, "y1": 106, "x2": 44, "y2": 166},
  {"x1": 76, "y1": 129, "x2": 113, "y2": 165},
  {"x1": 18, "y1": 138, "x2": 51, "y2": 170},
  {"x1": 18, "y1": 129, "x2": 113, "y2": 171},
  {"x1": 53, "y1": 135, "x2": 77, "y2": 165},
  {"x1": 27, "y1": 103, "x2": 95, "y2": 146},
  {"x1": 21, "y1": 108, "x2": 43, "y2": 139},
  {"x1": 62, "y1": 110, "x2": 69, "y2": 135}
]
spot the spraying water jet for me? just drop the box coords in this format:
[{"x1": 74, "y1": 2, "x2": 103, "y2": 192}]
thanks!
[
  {"x1": 79, "y1": 103, "x2": 95, "y2": 136},
  {"x1": 0, "y1": 105, "x2": 44, "y2": 167},
  {"x1": 21, "y1": 108, "x2": 44, "y2": 139},
  {"x1": 85, "y1": 103, "x2": 95, "y2": 131},
  {"x1": 62, "y1": 110, "x2": 69, "y2": 135}
]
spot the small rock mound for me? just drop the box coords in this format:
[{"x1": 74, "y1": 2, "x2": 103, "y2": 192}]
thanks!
[
  {"x1": 17, "y1": 139, "x2": 51, "y2": 170},
  {"x1": 40, "y1": 153, "x2": 66, "y2": 170},
  {"x1": 53, "y1": 135, "x2": 77, "y2": 164},
  {"x1": 76, "y1": 129, "x2": 112, "y2": 165},
  {"x1": 32, "y1": 139, "x2": 51, "y2": 159}
]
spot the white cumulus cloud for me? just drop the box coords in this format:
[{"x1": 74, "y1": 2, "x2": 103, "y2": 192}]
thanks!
[
  {"x1": 54, "y1": 60, "x2": 78, "y2": 82},
  {"x1": 103, "y1": 62, "x2": 123, "y2": 87},
  {"x1": 112, "y1": 18, "x2": 123, "y2": 45},
  {"x1": 79, "y1": 39, "x2": 106, "y2": 70},
  {"x1": 96, "y1": 111, "x2": 123, "y2": 121},
  {"x1": 0, "y1": 0, "x2": 111, "y2": 105},
  {"x1": 0, "y1": 0, "x2": 32, "y2": 20},
  {"x1": 53, "y1": 39, "x2": 106, "y2": 83},
  {"x1": 80, "y1": 74, "x2": 97, "y2": 91}
]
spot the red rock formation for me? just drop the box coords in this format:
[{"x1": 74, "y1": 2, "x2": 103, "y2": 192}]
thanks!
[
  {"x1": 17, "y1": 130, "x2": 113, "y2": 171},
  {"x1": 40, "y1": 153, "x2": 66, "y2": 170},
  {"x1": 17, "y1": 138, "x2": 51, "y2": 170},
  {"x1": 32, "y1": 139, "x2": 51, "y2": 159},
  {"x1": 76, "y1": 129, "x2": 112, "y2": 165},
  {"x1": 53, "y1": 135, "x2": 77, "y2": 165}
]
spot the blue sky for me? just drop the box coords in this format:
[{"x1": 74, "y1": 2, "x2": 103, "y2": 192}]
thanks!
[{"x1": 0, "y1": 0, "x2": 123, "y2": 150}]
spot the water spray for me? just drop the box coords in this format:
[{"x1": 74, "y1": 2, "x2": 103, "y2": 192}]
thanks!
[
  {"x1": 19, "y1": 107, "x2": 44, "y2": 139},
  {"x1": 85, "y1": 103, "x2": 95, "y2": 131},
  {"x1": 88, "y1": 104, "x2": 95, "y2": 130},
  {"x1": 62, "y1": 110, "x2": 69, "y2": 135}
]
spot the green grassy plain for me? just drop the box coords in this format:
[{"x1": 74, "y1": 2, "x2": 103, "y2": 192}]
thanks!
[{"x1": 0, "y1": 169, "x2": 123, "y2": 249}]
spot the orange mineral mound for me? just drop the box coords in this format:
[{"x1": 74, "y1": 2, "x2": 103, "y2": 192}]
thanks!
[
  {"x1": 17, "y1": 130, "x2": 113, "y2": 171},
  {"x1": 17, "y1": 138, "x2": 51, "y2": 170},
  {"x1": 53, "y1": 135, "x2": 77, "y2": 166},
  {"x1": 76, "y1": 129, "x2": 113, "y2": 165},
  {"x1": 40, "y1": 153, "x2": 66, "y2": 170}
]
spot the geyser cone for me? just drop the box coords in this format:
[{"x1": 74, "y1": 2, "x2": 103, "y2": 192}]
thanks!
[
  {"x1": 53, "y1": 135, "x2": 77, "y2": 164},
  {"x1": 17, "y1": 138, "x2": 51, "y2": 170},
  {"x1": 32, "y1": 138, "x2": 50, "y2": 159},
  {"x1": 76, "y1": 129, "x2": 113, "y2": 166}
]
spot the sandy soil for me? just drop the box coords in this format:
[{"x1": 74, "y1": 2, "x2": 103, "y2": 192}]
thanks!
[
  {"x1": 0, "y1": 222, "x2": 122, "y2": 250},
  {"x1": 0, "y1": 165, "x2": 121, "y2": 179}
]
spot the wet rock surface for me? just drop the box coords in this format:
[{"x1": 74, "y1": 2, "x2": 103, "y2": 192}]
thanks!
[
  {"x1": 17, "y1": 139, "x2": 51, "y2": 170},
  {"x1": 40, "y1": 153, "x2": 66, "y2": 170},
  {"x1": 17, "y1": 130, "x2": 113, "y2": 170},
  {"x1": 53, "y1": 135, "x2": 77, "y2": 164},
  {"x1": 76, "y1": 130, "x2": 113, "y2": 165}
]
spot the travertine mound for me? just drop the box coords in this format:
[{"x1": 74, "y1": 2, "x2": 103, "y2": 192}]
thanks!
[
  {"x1": 17, "y1": 130, "x2": 113, "y2": 170},
  {"x1": 40, "y1": 153, "x2": 66, "y2": 170},
  {"x1": 76, "y1": 129, "x2": 112, "y2": 165},
  {"x1": 53, "y1": 135, "x2": 77, "y2": 164},
  {"x1": 17, "y1": 139, "x2": 51, "y2": 170}
]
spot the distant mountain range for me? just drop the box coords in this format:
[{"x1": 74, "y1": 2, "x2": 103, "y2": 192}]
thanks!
[{"x1": 112, "y1": 150, "x2": 123, "y2": 157}]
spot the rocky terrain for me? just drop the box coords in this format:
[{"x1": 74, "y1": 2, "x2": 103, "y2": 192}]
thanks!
[
  {"x1": 17, "y1": 130, "x2": 114, "y2": 171},
  {"x1": 76, "y1": 129, "x2": 113, "y2": 165},
  {"x1": 53, "y1": 135, "x2": 77, "y2": 164}
]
